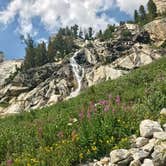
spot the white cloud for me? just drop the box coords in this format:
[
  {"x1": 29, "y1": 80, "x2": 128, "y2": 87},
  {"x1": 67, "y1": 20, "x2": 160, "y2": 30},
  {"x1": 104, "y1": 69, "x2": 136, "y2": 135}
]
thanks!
[
  {"x1": 116, "y1": 0, "x2": 149, "y2": 15},
  {"x1": 0, "y1": 0, "x2": 150, "y2": 36}
]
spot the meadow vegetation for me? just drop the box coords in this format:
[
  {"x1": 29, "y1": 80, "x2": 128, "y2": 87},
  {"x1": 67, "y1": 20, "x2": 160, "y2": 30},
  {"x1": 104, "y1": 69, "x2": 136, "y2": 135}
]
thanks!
[{"x1": 0, "y1": 57, "x2": 166, "y2": 166}]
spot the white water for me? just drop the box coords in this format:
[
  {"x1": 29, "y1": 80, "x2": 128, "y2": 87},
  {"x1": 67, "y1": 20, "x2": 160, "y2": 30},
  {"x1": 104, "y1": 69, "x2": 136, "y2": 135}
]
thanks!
[{"x1": 68, "y1": 51, "x2": 84, "y2": 99}]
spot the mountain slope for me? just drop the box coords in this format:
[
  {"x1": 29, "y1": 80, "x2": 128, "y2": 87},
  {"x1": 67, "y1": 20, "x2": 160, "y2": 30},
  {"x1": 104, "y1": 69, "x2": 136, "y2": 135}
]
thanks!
[{"x1": 0, "y1": 56, "x2": 166, "y2": 165}]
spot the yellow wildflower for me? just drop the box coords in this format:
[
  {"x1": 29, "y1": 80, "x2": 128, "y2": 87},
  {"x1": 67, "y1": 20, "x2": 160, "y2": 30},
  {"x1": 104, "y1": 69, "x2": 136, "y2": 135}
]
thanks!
[
  {"x1": 86, "y1": 149, "x2": 91, "y2": 155},
  {"x1": 91, "y1": 146, "x2": 97, "y2": 151},
  {"x1": 79, "y1": 153, "x2": 83, "y2": 159}
]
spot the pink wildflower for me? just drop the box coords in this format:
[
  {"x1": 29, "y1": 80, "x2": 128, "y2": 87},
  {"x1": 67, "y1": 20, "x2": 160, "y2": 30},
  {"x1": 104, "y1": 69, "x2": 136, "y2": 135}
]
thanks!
[
  {"x1": 104, "y1": 105, "x2": 110, "y2": 112},
  {"x1": 6, "y1": 160, "x2": 13, "y2": 166},
  {"x1": 99, "y1": 100, "x2": 108, "y2": 105},
  {"x1": 112, "y1": 108, "x2": 115, "y2": 113},
  {"x1": 79, "y1": 110, "x2": 84, "y2": 120},
  {"x1": 87, "y1": 110, "x2": 91, "y2": 120},
  {"x1": 115, "y1": 95, "x2": 121, "y2": 105}
]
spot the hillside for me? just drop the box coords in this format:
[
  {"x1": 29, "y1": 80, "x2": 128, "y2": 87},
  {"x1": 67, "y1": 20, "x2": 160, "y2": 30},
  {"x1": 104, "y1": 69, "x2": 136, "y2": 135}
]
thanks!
[
  {"x1": 0, "y1": 56, "x2": 165, "y2": 165},
  {"x1": 0, "y1": 22, "x2": 165, "y2": 116}
]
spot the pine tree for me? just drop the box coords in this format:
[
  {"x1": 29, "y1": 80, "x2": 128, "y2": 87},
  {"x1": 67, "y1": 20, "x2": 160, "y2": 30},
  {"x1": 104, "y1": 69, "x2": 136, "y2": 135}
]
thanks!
[
  {"x1": 147, "y1": 0, "x2": 157, "y2": 20},
  {"x1": 96, "y1": 30, "x2": 103, "y2": 39},
  {"x1": 48, "y1": 37, "x2": 56, "y2": 62},
  {"x1": 78, "y1": 29, "x2": 83, "y2": 39},
  {"x1": 36, "y1": 41, "x2": 48, "y2": 66},
  {"x1": 88, "y1": 27, "x2": 93, "y2": 40},
  {"x1": 139, "y1": 5, "x2": 147, "y2": 25},
  {"x1": 134, "y1": 10, "x2": 140, "y2": 23},
  {"x1": 71, "y1": 24, "x2": 79, "y2": 38},
  {"x1": 23, "y1": 35, "x2": 36, "y2": 70}
]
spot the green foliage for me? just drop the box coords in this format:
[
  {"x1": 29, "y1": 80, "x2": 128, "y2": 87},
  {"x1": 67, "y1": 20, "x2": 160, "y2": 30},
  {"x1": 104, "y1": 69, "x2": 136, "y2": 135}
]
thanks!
[
  {"x1": 0, "y1": 57, "x2": 166, "y2": 165},
  {"x1": 121, "y1": 29, "x2": 132, "y2": 40},
  {"x1": 147, "y1": 0, "x2": 157, "y2": 20},
  {"x1": 22, "y1": 35, "x2": 37, "y2": 70},
  {"x1": 97, "y1": 25, "x2": 115, "y2": 41},
  {"x1": 134, "y1": 10, "x2": 140, "y2": 23},
  {"x1": 134, "y1": 0, "x2": 158, "y2": 25}
]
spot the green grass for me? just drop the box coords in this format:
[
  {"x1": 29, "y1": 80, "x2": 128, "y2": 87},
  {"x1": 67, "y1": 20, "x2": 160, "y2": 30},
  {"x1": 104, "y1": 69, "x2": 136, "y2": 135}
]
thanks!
[{"x1": 0, "y1": 57, "x2": 166, "y2": 166}]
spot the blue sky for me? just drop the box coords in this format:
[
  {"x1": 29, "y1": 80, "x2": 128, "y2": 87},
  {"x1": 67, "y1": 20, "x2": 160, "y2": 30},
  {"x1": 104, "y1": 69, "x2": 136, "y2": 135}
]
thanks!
[{"x1": 0, "y1": 0, "x2": 148, "y2": 60}]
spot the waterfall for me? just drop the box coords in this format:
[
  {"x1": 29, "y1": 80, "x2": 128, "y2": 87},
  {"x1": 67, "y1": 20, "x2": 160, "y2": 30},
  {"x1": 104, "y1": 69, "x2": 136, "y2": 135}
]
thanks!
[{"x1": 68, "y1": 51, "x2": 84, "y2": 99}]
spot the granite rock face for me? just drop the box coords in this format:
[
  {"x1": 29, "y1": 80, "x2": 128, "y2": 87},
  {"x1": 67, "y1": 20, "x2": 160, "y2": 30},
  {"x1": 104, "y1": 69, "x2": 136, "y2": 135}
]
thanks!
[
  {"x1": 144, "y1": 18, "x2": 166, "y2": 46},
  {"x1": 0, "y1": 23, "x2": 164, "y2": 116},
  {"x1": 153, "y1": 0, "x2": 166, "y2": 14}
]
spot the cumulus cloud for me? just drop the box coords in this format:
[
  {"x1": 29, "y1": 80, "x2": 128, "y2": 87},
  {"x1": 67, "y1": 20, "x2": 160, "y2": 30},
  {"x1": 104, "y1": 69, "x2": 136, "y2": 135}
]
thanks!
[
  {"x1": 0, "y1": 0, "x2": 149, "y2": 36},
  {"x1": 116, "y1": 0, "x2": 149, "y2": 15}
]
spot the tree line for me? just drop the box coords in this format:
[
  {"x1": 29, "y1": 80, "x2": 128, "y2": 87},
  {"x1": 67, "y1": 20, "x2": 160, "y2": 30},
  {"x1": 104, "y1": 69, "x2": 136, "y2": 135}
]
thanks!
[
  {"x1": 22, "y1": 26, "x2": 95, "y2": 70},
  {"x1": 134, "y1": 0, "x2": 157, "y2": 25}
]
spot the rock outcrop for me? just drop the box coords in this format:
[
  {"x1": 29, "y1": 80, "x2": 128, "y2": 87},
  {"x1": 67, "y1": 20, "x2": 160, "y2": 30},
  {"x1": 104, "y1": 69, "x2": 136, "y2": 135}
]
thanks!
[
  {"x1": 81, "y1": 109, "x2": 166, "y2": 166},
  {"x1": 144, "y1": 18, "x2": 166, "y2": 46},
  {"x1": 0, "y1": 23, "x2": 165, "y2": 116},
  {"x1": 153, "y1": 0, "x2": 166, "y2": 14},
  {"x1": 0, "y1": 60, "x2": 22, "y2": 87}
]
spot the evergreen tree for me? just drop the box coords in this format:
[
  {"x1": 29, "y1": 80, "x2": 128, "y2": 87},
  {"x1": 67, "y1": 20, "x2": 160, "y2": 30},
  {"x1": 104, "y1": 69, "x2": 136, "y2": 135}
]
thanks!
[
  {"x1": 23, "y1": 35, "x2": 36, "y2": 70},
  {"x1": 147, "y1": 0, "x2": 157, "y2": 20},
  {"x1": 71, "y1": 24, "x2": 79, "y2": 38},
  {"x1": 78, "y1": 29, "x2": 83, "y2": 39},
  {"x1": 36, "y1": 41, "x2": 48, "y2": 66},
  {"x1": 139, "y1": 5, "x2": 146, "y2": 21},
  {"x1": 96, "y1": 30, "x2": 103, "y2": 40},
  {"x1": 88, "y1": 27, "x2": 93, "y2": 40},
  {"x1": 48, "y1": 37, "x2": 56, "y2": 62},
  {"x1": 134, "y1": 10, "x2": 140, "y2": 23}
]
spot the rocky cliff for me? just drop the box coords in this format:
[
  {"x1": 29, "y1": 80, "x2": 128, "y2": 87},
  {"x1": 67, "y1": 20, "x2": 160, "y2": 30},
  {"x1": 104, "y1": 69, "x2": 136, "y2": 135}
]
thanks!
[
  {"x1": 0, "y1": 60, "x2": 22, "y2": 87},
  {"x1": 144, "y1": 18, "x2": 166, "y2": 46},
  {"x1": 154, "y1": 0, "x2": 166, "y2": 14},
  {"x1": 0, "y1": 23, "x2": 165, "y2": 116}
]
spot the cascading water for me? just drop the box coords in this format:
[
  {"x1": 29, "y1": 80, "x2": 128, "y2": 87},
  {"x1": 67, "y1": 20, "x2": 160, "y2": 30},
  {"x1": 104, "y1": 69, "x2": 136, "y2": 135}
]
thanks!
[{"x1": 68, "y1": 51, "x2": 84, "y2": 99}]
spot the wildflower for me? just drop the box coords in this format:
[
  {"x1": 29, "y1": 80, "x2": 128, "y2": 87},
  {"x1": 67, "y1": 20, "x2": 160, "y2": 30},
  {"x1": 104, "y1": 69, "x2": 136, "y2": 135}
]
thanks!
[
  {"x1": 6, "y1": 160, "x2": 13, "y2": 166},
  {"x1": 86, "y1": 149, "x2": 91, "y2": 155},
  {"x1": 79, "y1": 110, "x2": 84, "y2": 120},
  {"x1": 87, "y1": 110, "x2": 91, "y2": 120},
  {"x1": 104, "y1": 105, "x2": 110, "y2": 112},
  {"x1": 79, "y1": 153, "x2": 83, "y2": 159},
  {"x1": 112, "y1": 108, "x2": 115, "y2": 113},
  {"x1": 91, "y1": 146, "x2": 97, "y2": 151},
  {"x1": 67, "y1": 123, "x2": 73, "y2": 126},
  {"x1": 115, "y1": 95, "x2": 121, "y2": 105},
  {"x1": 99, "y1": 100, "x2": 108, "y2": 105},
  {"x1": 73, "y1": 118, "x2": 78, "y2": 123}
]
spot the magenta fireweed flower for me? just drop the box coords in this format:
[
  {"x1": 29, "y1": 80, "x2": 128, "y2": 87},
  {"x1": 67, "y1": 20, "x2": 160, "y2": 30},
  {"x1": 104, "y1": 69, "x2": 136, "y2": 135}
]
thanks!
[
  {"x1": 87, "y1": 110, "x2": 91, "y2": 120},
  {"x1": 115, "y1": 95, "x2": 121, "y2": 105},
  {"x1": 112, "y1": 108, "x2": 115, "y2": 113},
  {"x1": 99, "y1": 100, "x2": 108, "y2": 105},
  {"x1": 6, "y1": 160, "x2": 13, "y2": 166},
  {"x1": 79, "y1": 110, "x2": 84, "y2": 120},
  {"x1": 104, "y1": 105, "x2": 110, "y2": 112}
]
